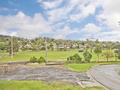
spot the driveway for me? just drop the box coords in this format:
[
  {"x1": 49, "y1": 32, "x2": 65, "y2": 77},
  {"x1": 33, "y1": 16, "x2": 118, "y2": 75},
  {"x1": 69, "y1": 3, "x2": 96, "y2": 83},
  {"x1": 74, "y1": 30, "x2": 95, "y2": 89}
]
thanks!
[{"x1": 89, "y1": 65, "x2": 120, "y2": 90}]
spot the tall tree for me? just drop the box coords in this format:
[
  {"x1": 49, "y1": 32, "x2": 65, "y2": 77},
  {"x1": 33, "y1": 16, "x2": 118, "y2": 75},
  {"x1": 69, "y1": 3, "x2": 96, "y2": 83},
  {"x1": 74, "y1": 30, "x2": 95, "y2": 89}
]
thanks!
[{"x1": 94, "y1": 44, "x2": 102, "y2": 62}]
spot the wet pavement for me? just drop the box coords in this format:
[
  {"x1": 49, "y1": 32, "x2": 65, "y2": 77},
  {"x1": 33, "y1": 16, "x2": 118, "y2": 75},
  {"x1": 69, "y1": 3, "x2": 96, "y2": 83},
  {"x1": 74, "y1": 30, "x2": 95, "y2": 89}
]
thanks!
[{"x1": 0, "y1": 65, "x2": 90, "y2": 84}]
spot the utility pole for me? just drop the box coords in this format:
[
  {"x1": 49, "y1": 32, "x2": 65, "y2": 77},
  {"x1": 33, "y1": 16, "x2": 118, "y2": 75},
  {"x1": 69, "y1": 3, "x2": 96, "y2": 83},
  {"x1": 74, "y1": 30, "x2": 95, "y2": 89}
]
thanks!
[
  {"x1": 45, "y1": 37, "x2": 48, "y2": 64},
  {"x1": 11, "y1": 36, "x2": 13, "y2": 58}
]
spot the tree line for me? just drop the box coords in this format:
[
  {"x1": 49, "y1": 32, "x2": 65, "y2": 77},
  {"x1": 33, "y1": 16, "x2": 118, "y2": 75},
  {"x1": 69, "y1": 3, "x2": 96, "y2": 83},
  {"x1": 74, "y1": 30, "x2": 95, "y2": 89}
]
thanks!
[{"x1": 0, "y1": 35, "x2": 120, "y2": 62}]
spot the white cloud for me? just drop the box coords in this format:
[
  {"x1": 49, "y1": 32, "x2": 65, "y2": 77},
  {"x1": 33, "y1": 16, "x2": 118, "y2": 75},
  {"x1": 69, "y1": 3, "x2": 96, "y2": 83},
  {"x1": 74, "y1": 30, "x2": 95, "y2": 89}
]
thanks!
[
  {"x1": 97, "y1": 0, "x2": 120, "y2": 31},
  {"x1": 94, "y1": 31, "x2": 120, "y2": 41},
  {"x1": 41, "y1": 0, "x2": 99, "y2": 23},
  {"x1": 82, "y1": 23, "x2": 101, "y2": 33},
  {"x1": 70, "y1": 0, "x2": 98, "y2": 21},
  {"x1": 0, "y1": 11, "x2": 53, "y2": 38},
  {"x1": 53, "y1": 26, "x2": 78, "y2": 39},
  {"x1": 0, "y1": 0, "x2": 120, "y2": 41},
  {"x1": 38, "y1": 0, "x2": 63, "y2": 9}
]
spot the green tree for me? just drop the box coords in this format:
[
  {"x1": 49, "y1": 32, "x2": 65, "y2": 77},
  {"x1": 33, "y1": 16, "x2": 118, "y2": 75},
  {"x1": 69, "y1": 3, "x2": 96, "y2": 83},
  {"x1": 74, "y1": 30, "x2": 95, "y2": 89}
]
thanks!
[
  {"x1": 103, "y1": 50, "x2": 114, "y2": 62},
  {"x1": 94, "y1": 44, "x2": 102, "y2": 62},
  {"x1": 83, "y1": 50, "x2": 92, "y2": 62}
]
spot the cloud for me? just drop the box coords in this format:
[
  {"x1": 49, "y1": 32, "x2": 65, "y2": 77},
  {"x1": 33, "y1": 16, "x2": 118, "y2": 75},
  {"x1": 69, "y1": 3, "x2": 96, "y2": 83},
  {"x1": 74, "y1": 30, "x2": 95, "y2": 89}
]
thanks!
[
  {"x1": 97, "y1": 0, "x2": 120, "y2": 31},
  {"x1": 0, "y1": 0, "x2": 120, "y2": 41},
  {"x1": 82, "y1": 23, "x2": 101, "y2": 33},
  {"x1": 0, "y1": 11, "x2": 53, "y2": 38},
  {"x1": 94, "y1": 31, "x2": 120, "y2": 41},
  {"x1": 70, "y1": 0, "x2": 98, "y2": 21},
  {"x1": 38, "y1": 0, "x2": 63, "y2": 9},
  {"x1": 42, "y1": 0, "x2": 99, "y2": 23},
  {"x1": 53, "y1": 26, "x2": 79, "y2": 39}
]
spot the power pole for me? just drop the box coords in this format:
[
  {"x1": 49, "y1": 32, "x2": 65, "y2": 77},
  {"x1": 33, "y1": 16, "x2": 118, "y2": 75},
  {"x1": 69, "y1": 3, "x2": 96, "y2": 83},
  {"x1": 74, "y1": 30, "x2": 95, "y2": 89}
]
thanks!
[
  {"x1": 45, "y1": 38, "x2": 48, "y2": 64},
  {"x1": 11, "y1": 36, "x2": 13, "y2": 58}
]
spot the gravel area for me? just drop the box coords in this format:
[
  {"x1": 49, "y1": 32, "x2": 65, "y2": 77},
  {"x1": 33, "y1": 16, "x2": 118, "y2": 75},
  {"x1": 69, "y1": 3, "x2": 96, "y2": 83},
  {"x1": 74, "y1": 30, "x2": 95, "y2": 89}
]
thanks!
[{"x1": 0, "y1": 65, "x2": 90, "y2": 84}]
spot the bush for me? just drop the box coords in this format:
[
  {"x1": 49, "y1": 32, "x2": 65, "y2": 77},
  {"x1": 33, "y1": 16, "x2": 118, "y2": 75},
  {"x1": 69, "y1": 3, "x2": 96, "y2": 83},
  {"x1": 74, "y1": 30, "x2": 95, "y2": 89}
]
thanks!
[
  {"x1": 83, "y1": 51, "x2": 92, "y2": 62},
  {"x1": 30, "y1": 56, "x2": 37, "y2": 63},
  {"x1": 30, "y1": 56, "x2": 45, "y2": 64},
  {"x1": 73, "y1": 54, "x2": 82, "y2": 63},
  {"x1": 67, "y1": 53, "x2": 82, "y2": 63},
  {"x1": 38, "y1": 56, "x2": 45, "y2": 64}
]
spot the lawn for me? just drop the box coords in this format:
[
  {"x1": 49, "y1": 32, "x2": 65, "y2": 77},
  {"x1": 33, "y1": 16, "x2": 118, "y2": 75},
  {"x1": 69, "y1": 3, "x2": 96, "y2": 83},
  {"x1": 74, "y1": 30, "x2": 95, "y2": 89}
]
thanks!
[
  {"x1": 0, "y1": 81, "x2": 105, "y2": 90},
  {"x1": 65, "y1": 63, "x2": 96, "y2": 72},
  {"x1": 0, "y1": 49, "x2": 78, "y2": 62},
  {"x1": 0, "y1": 49, "x2": 118, "y2": 63},
  {"x1": 66, "y1": 61, "x2": 120, "y2": 72}
]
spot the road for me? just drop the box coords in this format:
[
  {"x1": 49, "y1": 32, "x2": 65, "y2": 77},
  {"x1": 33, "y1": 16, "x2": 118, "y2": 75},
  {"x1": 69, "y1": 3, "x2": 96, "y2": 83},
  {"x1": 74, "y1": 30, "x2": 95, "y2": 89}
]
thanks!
[{"x1": 89, "y1": 65, "x2": 120, "y2": 90}]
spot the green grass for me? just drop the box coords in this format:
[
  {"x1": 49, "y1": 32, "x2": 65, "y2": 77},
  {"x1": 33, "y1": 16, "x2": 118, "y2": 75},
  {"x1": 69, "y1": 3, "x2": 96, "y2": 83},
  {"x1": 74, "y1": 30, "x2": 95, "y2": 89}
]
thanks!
[
  {"x1": 0, "y1": 50, "x2": 78, "y2": 62},
  {"x1": 66, "y1": 63, "x2": 96, "y2": 72},
  {"x1": 0, "y1": 81, "x2": 105, "y2": 90},
  {"x1": 0, "y1": 49, "x2": 119, "y2": 63},
  {"x1": 66, "y1": 61, "x2": 120, "y2": 72}
]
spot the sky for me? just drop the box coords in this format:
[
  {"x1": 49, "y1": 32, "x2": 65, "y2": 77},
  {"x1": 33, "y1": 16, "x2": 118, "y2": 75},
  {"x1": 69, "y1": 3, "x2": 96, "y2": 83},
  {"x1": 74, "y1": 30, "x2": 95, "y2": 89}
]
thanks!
[{"x1": 0, "y1": 0, "x2": 120, "y2": 41}]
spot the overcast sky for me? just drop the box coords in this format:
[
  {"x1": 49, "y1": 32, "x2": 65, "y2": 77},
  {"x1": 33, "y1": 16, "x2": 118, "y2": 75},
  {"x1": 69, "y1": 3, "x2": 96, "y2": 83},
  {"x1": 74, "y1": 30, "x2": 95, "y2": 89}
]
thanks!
[{"x1": 0, "y1": 0, "x2": 120, "y2": 41}]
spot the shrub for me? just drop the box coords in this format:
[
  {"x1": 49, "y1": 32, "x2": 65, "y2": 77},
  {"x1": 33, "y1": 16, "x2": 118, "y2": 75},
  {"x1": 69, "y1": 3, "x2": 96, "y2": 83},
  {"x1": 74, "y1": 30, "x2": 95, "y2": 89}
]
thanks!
[
  {"x1": 73, "y1": 54, "x2": 82, "y2": 63},
  {"x1": 38, "y1": 56, "x2": 45, "y2": 64},
  {"x1": 30, "y1": 56, "x2": 37, "y2": 63},
  {"x1": 83, "y1": 50, "x2": 92, "y2": 62},
  {"x1": 67, "y1": 53, "x2": 82, "y2": 63}
]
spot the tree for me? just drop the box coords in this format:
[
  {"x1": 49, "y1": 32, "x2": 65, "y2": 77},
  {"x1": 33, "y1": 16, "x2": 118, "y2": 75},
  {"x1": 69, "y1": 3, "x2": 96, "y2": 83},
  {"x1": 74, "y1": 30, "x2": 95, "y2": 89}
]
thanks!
[
  {"x1": 83, "y1": 50, "x2": 92, "y2": 62},
  {"x1": 94, "y1": 44, "x2": 102, "y2": 62},
  {"x1": 114, "y1": 49, "x2": 120, "y2": 60},
  {"x1": 0, "y1": 42, "x2": 6, "y2": 51},
  {"x1": 103, "y1": 50, "x2": 114, "y2": 62}
]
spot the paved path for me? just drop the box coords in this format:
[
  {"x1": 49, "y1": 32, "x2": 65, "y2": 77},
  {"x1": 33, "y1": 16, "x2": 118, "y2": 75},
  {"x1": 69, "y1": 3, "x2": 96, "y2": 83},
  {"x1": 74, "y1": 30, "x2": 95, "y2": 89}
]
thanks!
[{"x1": 89, "y1": 65, "x2": 120, "y2": 90}]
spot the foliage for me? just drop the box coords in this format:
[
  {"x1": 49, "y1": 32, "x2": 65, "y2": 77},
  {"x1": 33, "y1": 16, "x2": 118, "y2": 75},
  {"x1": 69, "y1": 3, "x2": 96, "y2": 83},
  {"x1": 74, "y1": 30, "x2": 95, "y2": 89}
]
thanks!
[
  {"x1": 30, "y1": 56, "x2": 45, "y2": 64},
  {"x1": 102, "y1": 50, "x2": 114, "y2": 61},
  {"x1": 67, "y1": 53, "x2": 82, "y2": 63},
  {"x1": 30, "y1": 56, "x2": 37, "y2": 63},
  {"x1": 118, "y1": 52, "x2": 120, "y2": 59},
  {"x1": 114, "y1": 49, "x2": 120, "y2": 59},
  {"x1": 38, "y1": 56, "x2": 45, "y2": 63},
  {"x1": 0, "y1": 42, "x2": 6, "y2": 50},
  {"x1": 94, "y1": 44, "x2": 102, "y2": 61},
  {"x1": 83, "y1": 50, "x2": 92, "y2": 62}
]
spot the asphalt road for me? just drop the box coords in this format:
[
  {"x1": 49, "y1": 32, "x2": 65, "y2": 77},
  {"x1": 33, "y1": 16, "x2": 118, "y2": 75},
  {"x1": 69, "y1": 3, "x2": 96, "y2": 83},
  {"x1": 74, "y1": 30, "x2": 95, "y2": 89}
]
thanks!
[
  {"x1": 0, "y1": 66, "x2": 90, "y2": 84},
  {"x1": 89, "y1": 65, "x2": 120, "y2": 90}
]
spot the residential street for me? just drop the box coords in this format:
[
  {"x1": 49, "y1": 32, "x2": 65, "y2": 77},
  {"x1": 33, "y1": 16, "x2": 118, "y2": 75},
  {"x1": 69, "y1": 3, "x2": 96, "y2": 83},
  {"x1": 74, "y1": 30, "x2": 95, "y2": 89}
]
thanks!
[{"x1": 89, "y1": 65, "x2": 120, "y2": 90}]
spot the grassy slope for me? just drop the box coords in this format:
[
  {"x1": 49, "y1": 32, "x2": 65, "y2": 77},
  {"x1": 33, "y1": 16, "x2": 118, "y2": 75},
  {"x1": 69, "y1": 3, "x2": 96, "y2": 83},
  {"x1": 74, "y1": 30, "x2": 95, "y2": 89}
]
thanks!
[{"x1": 0, "y1": 81, "x2": 105, "y2": 90}]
